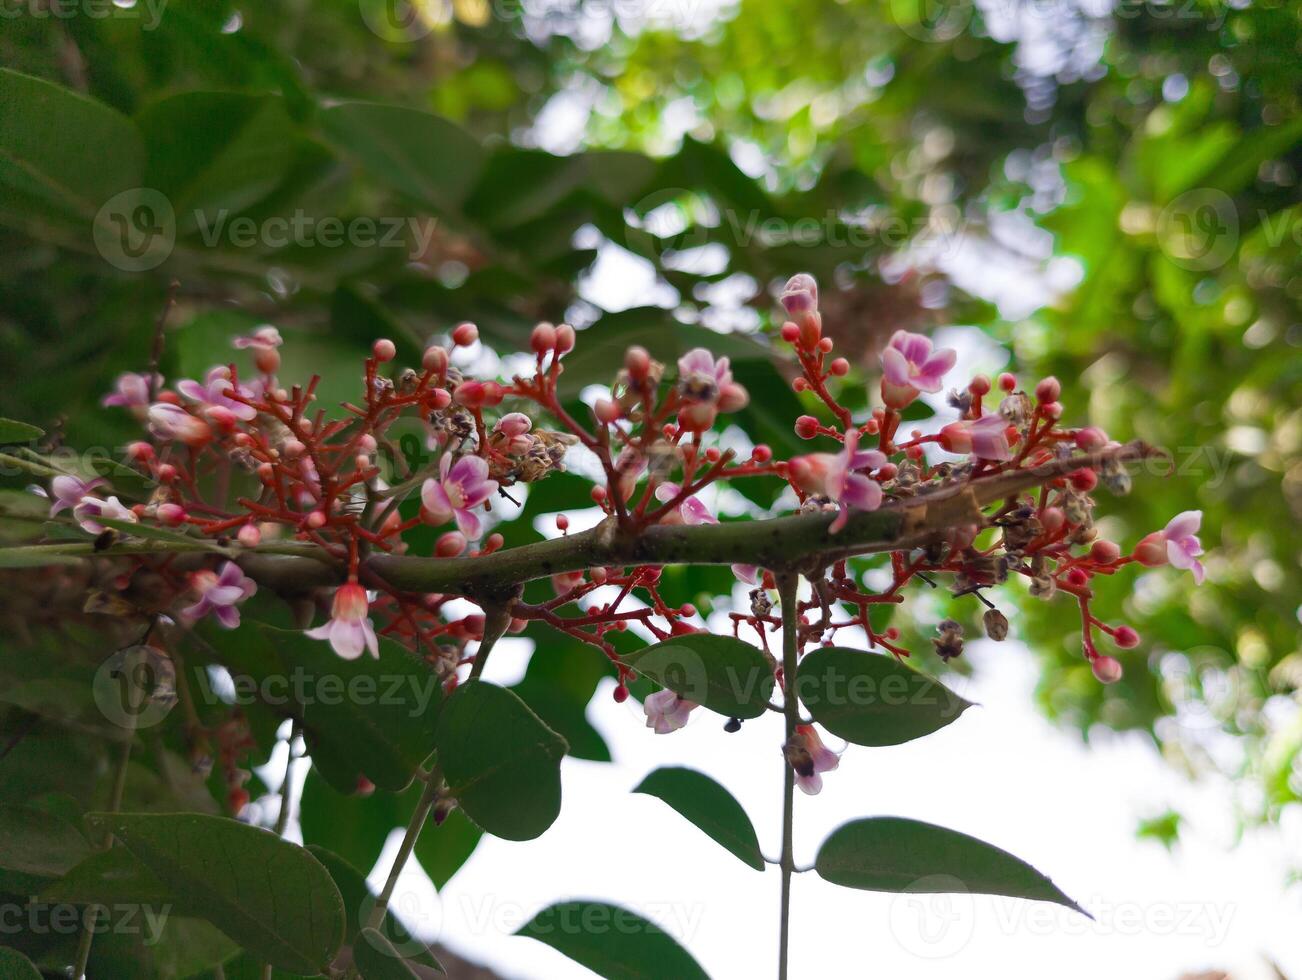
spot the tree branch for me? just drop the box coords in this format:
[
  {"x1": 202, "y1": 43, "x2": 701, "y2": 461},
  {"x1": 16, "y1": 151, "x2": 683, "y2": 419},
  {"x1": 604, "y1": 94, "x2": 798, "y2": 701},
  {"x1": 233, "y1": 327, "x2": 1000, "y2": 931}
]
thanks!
[{"x1": 3, "y1": 442, "x2": 1162, "y2": 598}]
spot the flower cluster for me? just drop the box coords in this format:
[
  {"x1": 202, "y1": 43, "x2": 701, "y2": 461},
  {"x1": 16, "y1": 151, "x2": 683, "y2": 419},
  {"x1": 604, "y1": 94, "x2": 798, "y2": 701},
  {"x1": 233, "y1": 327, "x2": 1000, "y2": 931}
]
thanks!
[{"x1": 37, "y1": 272, "x2": 1206, "y2": 808}]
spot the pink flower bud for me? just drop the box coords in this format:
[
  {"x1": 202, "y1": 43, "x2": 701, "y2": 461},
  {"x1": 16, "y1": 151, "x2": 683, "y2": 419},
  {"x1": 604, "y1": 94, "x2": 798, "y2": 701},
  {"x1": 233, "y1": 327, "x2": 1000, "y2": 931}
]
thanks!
[
  {"x1": 1091, "y1": 656, "x2": 1123, "y2": 683},
  {"x1": 436, "y1": 531, "x2": 467, "y2": 557},
  {"x1": 594, "y1": 398, "x2": 620, "y2": 424},
  {"x1": 306, "y1": 510, "x2": 327, "y2": 529},
  {"x1": 156, "y1": 503, "x2": 186, "y2": 525},
  {"x1": 1133, "y1": 532, "x2": 1168, "y2": 567},
  {"x1": 359, "y1": 434, "x2": 378, "y2": 452},
  {"x1": 531, "y1": 322, "x2": 557, "y2": 354},
  {"x1": 422, "y1": 345, "x2": 449, "y2": 373},
  {"x1": 624, "y1": 345, "x2": 651, "y2": 378},
  {"x1": 1035, "y1": 376, "x2": 1061, "y2": 403},
  {"x1": 1113, "y1": 626, "x2": 1140, "y2": 649},
  {"x1": 1090, "y1": 540, "x2": 1121, "y2": 563},
  {"x1": 795, "y1": 415, "x2": 820, "y2": 439},
  {"x1": 282, "y1": 439, "x2": 306, "y2": 459},
  {"x1": 780, "y1": 322, "x2": 800, "y2": 343},
  {"x1": 1069, "y1": 467, "x2": 1098, "y2": 492},
  {"x1": 1041, "y1": 506, "x2": 1065, "y2": 534},
  {"x1": 454, "y1": 381, "x2": 487, "y2": 407},
  {"x1": 1075, "y1": 426, "x2": 1108, "y2": 451},
  {"x1": 555, "y1": 324, "x2": 576, "y2": 353},
  {"x1": 430, "y1": 387, "x2": 452, "y2": 409},
  {"x1": 969, "y1": 374, "x2": 991, "y2": 396},
  {"x1": 451, "y1": 322, "x2": 479, "y2": 347},
  {"x1": 373, "y1": 339, "x2": 396, "y2": 362},
  {"x1": 237, "y1": 524, "x2": 262, "y2": 547},
  {"x1": 829, "y1": 357, "x2": 850, "y2": 376},
  {"x1": 998, "y1": 372, "x2": 1017, "y2": 392}
]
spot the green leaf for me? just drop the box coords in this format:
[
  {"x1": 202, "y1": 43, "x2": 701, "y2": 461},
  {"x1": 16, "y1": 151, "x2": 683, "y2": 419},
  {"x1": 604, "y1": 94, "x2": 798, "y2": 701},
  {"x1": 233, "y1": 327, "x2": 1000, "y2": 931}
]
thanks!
[
  {"x1": 0, "y1": 803, "x2": 90, "y2": 892},
  {"x1": 136, "y1": 92, "x2": 295, "y2": 232},
  {"x1": 319, "y1": 102, "x2": 486, "y2": 213},
  {"x1": 0, "y1": 418, "x2": 43, "y2": 444},
  {"x1": 434, "y1": 681, "x2": 566, "y2": 841},
  {"x1": 353, "y1": 928, "x2": 424, "y2": 979},
  {"x1": 516, "y1": 901, "x2": 708, "y2": 980},
  {"x1": 511, "y1": 631, "x2": 614, "y2": 762},
  {"x1": 84, "y1": 812, "x2": 346, "y2": 974},
  {"x1": 0, "y1": 68, "x2": 144, "y2": 222},
  {"x1": 633, "y1": 767, "x2": 764, "y2": 871},
  {"x1": 41, "y1": 846, "x2": 175, "y2": 907},
  {"x1": 0, "y1": 947, "x2": 42, "y2": 979},
  {"x1": 795, "y1": 647, "x2": 972, "y2": 746},
  {"x1": 815, "y1": 817, "x2": 1086, "y2": 913},
  {"x1": 623, "y1": 634, "x2": 774, "y2": 720}
]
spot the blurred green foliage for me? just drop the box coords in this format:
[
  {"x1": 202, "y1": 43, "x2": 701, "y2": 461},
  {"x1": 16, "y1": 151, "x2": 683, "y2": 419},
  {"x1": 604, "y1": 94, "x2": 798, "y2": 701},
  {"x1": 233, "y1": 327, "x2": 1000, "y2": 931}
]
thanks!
[{"x1": 1, "y1": 0, "x2": 1298, "y2": 846}]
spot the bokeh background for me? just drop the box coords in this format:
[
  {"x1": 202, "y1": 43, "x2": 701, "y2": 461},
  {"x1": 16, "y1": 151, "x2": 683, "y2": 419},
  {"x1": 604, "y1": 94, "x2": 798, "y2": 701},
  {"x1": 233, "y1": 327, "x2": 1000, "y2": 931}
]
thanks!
[{"x1": 1, "y1": 0, "x2": 1299, "y2": 976}]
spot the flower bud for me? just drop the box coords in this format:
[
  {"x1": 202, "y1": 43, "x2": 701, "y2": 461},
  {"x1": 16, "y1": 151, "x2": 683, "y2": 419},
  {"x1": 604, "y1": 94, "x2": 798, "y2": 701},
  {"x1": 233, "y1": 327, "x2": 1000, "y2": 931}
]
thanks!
[
  {"x1": 156, "y1": 502, "x2": 186, "y2": 525},
  {"x1": 1134, "y1": 531, "x2": 1167, "y2": 567},
  {"x1": 530, "y1": 322, "x2": 557, "y2": 354},
  {"x1": 1091, "y1": 656, "x2": 1123, "y2": 684},
  {"x1": 1075, "y1": 426, "x2": 1108, "y2": 452},
  {"x1": 436, "y1": 530, "x2": 468, "y2": 557},
  {"x1": 237, "y1": 524, "x2": 262, "y2": 548},
  {"x1": 422, "y1": 345, "x2": 449, "y2": 373},
  {"x1": 1090, "y1": 539, "x2": 1121, "y2": 563},
  {"x1": 373, "y1": 339, "x2": 396, "y2": 362},
  {"x1": 1113, "y1": 625, "x2": 1140, "y2": 649},
  {"x1": 1034, "y1": 376, "x2": 1061, "y2": 403},
  {"x1": 555, "y1": 324, "x2": 576, "y2": 353},
  {"x1": 451, "y1": 322, "x2": 479, "y2": 347}
]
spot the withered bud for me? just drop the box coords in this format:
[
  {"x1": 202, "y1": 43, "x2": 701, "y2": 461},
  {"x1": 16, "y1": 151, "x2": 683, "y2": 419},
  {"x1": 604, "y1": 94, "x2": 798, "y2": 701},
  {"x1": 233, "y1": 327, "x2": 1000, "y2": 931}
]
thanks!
[
  {"x1": 783, "y1": 737, "x2": 815, "y2": 777},
  {"x1": 983, "y1": 608, "x2": 1010, "y2": 641}
]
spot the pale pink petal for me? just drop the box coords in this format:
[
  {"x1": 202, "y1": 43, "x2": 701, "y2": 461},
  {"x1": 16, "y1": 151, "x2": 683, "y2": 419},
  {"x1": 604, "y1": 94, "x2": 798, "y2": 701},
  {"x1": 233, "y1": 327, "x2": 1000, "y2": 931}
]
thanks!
[
  {"x1": 1163, "y1": 510, "x2": 1202, "y2": 542},
  {"x1": 881, "y1": 347, "x2": 912, "y2": 387}
]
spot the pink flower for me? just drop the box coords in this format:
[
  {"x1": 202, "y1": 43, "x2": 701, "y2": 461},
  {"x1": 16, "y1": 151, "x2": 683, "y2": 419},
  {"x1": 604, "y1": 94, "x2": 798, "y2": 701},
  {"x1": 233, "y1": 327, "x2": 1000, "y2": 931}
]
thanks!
[
  {"x1": 880, "y1": 330, "x2": 956, "y2": 407},
  {"x1": 1161, "y1": 510, "x2": 1205, "y2": 584},
  {"x1": 73, "y1": 495, "x2": 136, "y2": 534},
  {"x1": 939, "y1": 414, "x2": 1014, "y2": 462},
  {"x1": 788, "y1": 430, "x2": 887, "y2": 533},
  {"x1": 732, "y1": 564, "x2": 760, "y2": 585},
  {"x1": 491, "y1": 412, "x2": 533, "y2": 454},
  {"x1": 421, "y1": 453, "x2": 498, "y2": 538},
  {"x1": 644, "y1": 689, "x2": 697, "y2": 734},
  {"x1": 306, "y1": 583, "x2": 379, "y2": 660},
  {"x1": 148, "y1": 403, "x2": 211, "y2": 445},
  {"x1": 676, "y1": 348, "x2": 749, "y2": 432},
  {"x1": 49, "y1": 475, "x2": 105, "y2": 516},
  {"x1": 792, "y1": 724, "x2": 840, "y2": 796},
  {"x1": 233, "y1": 326, "x2": 283, "y2": 374},
  {"x1": 823, "y1": 430, "x2": 887, "y2": 532},
  {"x1": 653, "y1": 483, "x2": 717, "y2": 526},
  {"x1": 102, "y1": 373, "x2": 162, "y2": 415},
  {"x1": 183, "y1": 561, "x2": 257, "y2": 629},
  {"x1": 176, "y1": 367, "x2": 257, "y2": 422}
]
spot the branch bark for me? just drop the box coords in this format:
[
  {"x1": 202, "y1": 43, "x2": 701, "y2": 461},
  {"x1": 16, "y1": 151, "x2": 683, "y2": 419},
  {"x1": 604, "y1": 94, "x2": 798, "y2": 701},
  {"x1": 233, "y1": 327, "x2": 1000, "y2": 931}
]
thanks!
[{"x1": 4, "y1": 442, "x2": 1162, "y2": 598}]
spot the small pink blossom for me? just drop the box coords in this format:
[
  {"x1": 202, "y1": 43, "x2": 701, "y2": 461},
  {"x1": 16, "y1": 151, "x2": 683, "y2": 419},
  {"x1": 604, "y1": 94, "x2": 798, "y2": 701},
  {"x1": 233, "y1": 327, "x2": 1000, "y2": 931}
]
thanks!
[
  {"x1": 939, "y1": 414, "x2": 1014, "y2": 462},
  {"x1": 176, "y1": 367, "x2": 257, "y2": 422},
  {"x1": 306, "y1": 583, "x2": 379, "y2": 660},
  {"x1": 102, "y1": 373, "x2": 162, "y2": 415},
  {"x1": 732, "y1": 564, "x2": 760, "y2": 585},
  {"x1": 1161, "y1": 510, "x2": 1205, "y2": 584},
  {"x1": 421, "y1": 453, "x2": 498, "y2": 539},
  {"x1": 788, "y1": 431, "x2": 887, "y2": 533},
  {"x1": 880, "y1": 330, "x2": 956, "y2": 407},
  {"x1": 148, "y1": 403, "x2": 211, "y2": 445},
  {"x1": 73, "y1": 495, "x2": 136, "y2": 534},
  {"x1": 491, "y1": 412, "x2": 533, "y2": 454},
  {"x1": 49, "y1": 475, "x2": 105, "y2": 516},
  {"x1": 823, "y1": 430, "x2": 887, "y2": 532},
  {"x1": 233, "y1": 326, "x2": 283, "y2": 374},
  {"x1": 793, "y1": 724, "x2": 840, "y2": 795},
  {"x1": 183, "y1": 561, "x2": 257, "y2": 629},
  {"x1": 676, "y1": 348, "x2": 749, "y2": 432},
  {"x1": 644, "y1": 689, "x2": 697, "y2": 734},
  {"x1": 653, "y1": 483, "x2": 717, "y2": 526}
]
